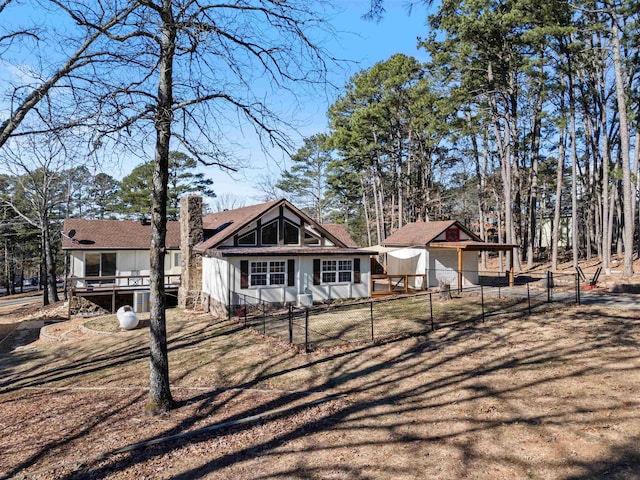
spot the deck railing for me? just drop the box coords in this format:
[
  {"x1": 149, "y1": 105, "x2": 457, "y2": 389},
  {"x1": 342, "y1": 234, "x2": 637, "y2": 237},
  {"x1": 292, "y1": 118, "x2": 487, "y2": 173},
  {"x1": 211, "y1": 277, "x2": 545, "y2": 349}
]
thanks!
[
  {"x1": 370, "y1": 274, "x2": 427, "y2": 296},
  {"x1": 68, "y1": 274, "x2": 181, "y2": 291}
]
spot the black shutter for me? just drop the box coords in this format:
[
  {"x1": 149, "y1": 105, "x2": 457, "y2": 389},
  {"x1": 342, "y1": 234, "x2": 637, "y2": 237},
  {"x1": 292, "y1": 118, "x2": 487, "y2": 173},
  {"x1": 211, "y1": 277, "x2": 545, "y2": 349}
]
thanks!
[
  {"x1": 354, "y1": 258, "x2": 361, "y2": 284},
  {"x1": 240, "y1": 260, "x2": 249, "y2": 289},
  {"x1": 287, "y1": 259, "x2": 295, "y2": 287},
  {"x1": 313, "y1": 259, "x2": 321, "y2": 285}
]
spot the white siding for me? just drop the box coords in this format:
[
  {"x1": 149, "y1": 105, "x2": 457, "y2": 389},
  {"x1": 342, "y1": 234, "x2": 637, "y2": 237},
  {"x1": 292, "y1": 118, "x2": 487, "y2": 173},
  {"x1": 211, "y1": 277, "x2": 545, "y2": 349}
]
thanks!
[
  {"x1": 427, "y1": 249, "x2": 458, "y2": 287},
  {"x1": 67, "y1": 249, "x2": 179, "y2": 286},
  {"x1": 298, "y1": 256, "x2": 370, "y2": 302},
  {"x1": 210, "y1": 254, "x2": 371, "y2": 306},
  {"x1": 462, "y1": 251, "x2": 479, "y2": 286},
  {"x1": 202, "y1": 256, "x2": 229, "y2": 304},
  {"x1": 425, "y1": 248, "x2": 479, "y2": 288}
]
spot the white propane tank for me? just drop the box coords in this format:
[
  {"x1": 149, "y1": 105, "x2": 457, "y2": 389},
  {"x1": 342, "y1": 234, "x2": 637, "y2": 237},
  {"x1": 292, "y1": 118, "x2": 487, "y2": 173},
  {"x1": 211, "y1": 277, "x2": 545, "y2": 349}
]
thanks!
[{"x1": 117, "y1": 305, "x2": 139, "y2": 330}]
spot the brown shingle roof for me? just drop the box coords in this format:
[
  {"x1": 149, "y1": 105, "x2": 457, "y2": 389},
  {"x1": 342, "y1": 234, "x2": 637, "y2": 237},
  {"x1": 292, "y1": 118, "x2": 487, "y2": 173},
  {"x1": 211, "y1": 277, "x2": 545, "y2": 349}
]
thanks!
[
  {"x1": 195, "y1": 198, "x2": 350, "y2": 252},
  {"x1": 197, "y1": 199, "x2": 282, "y2": 251},
  {"x1": 321, "y1": 224, "x2": 358, "y2": 248},
  {"x1": 61, "y1": 219, "x2": 180, "y2": 250},
  {"x1": 382, "y1": 220, "x2": 481, "y2": 246}
]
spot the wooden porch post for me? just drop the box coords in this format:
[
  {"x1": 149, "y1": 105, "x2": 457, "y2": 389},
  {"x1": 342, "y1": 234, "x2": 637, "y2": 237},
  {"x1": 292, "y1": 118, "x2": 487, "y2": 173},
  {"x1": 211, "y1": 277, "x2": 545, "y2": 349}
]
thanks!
[{"x1": 457, "y1": 247, "x2": 463, "y2": 292}]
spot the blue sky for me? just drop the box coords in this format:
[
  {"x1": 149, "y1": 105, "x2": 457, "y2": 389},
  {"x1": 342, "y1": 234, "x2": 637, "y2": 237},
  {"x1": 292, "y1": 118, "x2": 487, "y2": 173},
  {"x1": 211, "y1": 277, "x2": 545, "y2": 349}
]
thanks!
[
  {"x1": 204, "y1": 0, "x2": 435, "y2": 204},
  {"x1": 0, "y1": 0, "x2": 436, "y2": 205}
]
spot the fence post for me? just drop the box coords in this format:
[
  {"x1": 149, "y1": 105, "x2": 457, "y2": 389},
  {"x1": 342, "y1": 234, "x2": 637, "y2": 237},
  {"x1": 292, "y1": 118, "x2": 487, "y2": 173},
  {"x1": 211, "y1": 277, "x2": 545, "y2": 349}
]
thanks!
[
  {"x1": 288, "y1": 304, "x2": 293, "y2": 345},
  {"x1": 304, "y1": 308, "x2": 309, "y2": 353},
  {"x1": 576, "y1": 273, "x2": 581, "y2": 305},
  {"x1": 527, "y1": 282, "x2": 531, "y2": 314},
  {"x1": 262, "y1": 304, "x2": 266, "y2": 335},
  {"x1": 481, "y1": 285, "x2": 485, "y2": 323},
  {"x1": 243, "y1": 295, "x2": 247, "y2": 326},
  {"x1": 546, "y1": 271, "x2": 551, "y2": 303},
  {"x1": 370, "y1": 301, "x2": 374, "y2": 342},
  {"x1": 429, "y1": 292, "x2": 434, "y2": 331}
]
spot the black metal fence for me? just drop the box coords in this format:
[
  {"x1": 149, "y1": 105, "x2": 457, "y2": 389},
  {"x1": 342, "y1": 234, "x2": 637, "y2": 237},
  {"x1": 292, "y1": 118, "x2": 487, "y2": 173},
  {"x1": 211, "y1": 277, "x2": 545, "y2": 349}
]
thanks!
[{"x1": 230, "y1": 270, "x2": 584, "y2": 352}]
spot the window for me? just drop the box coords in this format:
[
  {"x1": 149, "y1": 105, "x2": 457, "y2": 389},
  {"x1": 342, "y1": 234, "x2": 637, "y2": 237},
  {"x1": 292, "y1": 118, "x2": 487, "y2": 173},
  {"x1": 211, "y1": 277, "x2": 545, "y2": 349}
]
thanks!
[
  {"x1": 284, "y1": 220, "x2": 299, "y2": 245},
  {"x1": 321, "y1": 259, "x2": 353, "y2": 284},
  {"x1": 85, "y1": 252, "x2": 117, "y2": 283},
  {"x1": 261, "y1": 221, "x2": 278, "y2": 245},
  {"x1": 250, "y1": 260, "x2": 286, "y2": 286},
  {"x1": 304, "y1": 231, "x2": 320, "y2": 245},
  {"x1": 173, "y1": 252, "x2": 181, "y2": 268},
  {"x1": 238, "y1": 230, "x2": 257, "y2": 245},
  {"x1": 338, "y1": 260, "x2": 353, "y2": 282},
  {"x1": 268, "y1": 261, "x2": 286, "y2": 285}
]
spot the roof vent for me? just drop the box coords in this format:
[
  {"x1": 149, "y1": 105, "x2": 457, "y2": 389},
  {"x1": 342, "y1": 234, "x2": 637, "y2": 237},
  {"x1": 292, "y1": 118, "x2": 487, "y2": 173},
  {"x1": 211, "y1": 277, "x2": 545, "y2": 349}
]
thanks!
[{"x1": 139, "y1": 217, "x2": 150, "y2": 226}]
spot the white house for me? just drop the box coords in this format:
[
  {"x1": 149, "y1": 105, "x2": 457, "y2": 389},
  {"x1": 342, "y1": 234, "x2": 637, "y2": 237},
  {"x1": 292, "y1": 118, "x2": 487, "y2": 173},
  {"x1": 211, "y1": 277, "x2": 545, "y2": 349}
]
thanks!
[
  {"x1": 63, "y1": 197, "x2": 374, "y2": 314},
  {"x1": 179, "y1": 196, "x2": 374, "y2": 312},
  {"x1": 61, "y1": 219, "x2": 182, "y2": 313}
]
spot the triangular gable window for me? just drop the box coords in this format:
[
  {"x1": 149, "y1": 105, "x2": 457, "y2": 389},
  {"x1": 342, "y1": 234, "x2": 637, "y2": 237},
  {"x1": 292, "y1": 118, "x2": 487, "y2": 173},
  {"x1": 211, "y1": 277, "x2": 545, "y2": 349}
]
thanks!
[
  {"x1": 261, "y1": 220, "x2": 278, "y2": 245},
  {"x1": 238, "y1": 230, "x2": 256, "y2": 246},
  {"x1": 284, "y1": 220, "x2": 299, "y2": 245},
  {"x1": 304, "y1": 231, "x2": 320, "y2": 245}
]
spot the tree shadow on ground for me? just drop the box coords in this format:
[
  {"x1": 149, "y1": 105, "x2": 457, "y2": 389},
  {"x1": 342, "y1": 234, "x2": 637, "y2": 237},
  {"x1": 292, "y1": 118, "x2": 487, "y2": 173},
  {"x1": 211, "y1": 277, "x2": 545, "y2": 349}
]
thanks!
[{"x1": 2, "y1": 304, "x2": 640, "y2": 479}]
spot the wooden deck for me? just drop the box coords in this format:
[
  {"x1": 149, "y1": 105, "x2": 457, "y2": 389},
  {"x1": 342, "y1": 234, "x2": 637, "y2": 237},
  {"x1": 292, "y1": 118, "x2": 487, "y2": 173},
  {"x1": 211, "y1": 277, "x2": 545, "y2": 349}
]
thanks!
[
  {"x1": 67, "y1": 274, "x2": 181, "y2": 314},
  {"x1": 370, "y1": 274, "x2": 427, "y2": 297}
]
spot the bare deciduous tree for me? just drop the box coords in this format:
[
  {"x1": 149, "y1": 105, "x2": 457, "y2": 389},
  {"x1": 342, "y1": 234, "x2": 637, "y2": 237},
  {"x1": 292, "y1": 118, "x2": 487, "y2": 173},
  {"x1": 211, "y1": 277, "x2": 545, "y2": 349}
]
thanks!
[{"x1": 54, "y1": 0, "x2": 337, "y2": 413}]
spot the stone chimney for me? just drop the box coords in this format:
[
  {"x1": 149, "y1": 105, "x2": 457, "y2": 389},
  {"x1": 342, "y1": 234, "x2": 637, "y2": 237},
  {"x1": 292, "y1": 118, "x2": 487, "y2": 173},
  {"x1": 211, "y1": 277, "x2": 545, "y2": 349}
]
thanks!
[{"x1": 178, "y1": 195, "x2": 203, "y2": 309}]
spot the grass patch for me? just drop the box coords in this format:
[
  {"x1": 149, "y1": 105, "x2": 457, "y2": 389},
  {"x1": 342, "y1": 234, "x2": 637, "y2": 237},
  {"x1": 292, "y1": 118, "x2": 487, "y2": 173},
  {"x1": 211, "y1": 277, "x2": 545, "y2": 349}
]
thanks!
[{"x1": 84, "y1": 312, "x2": 152, "y2": 333}]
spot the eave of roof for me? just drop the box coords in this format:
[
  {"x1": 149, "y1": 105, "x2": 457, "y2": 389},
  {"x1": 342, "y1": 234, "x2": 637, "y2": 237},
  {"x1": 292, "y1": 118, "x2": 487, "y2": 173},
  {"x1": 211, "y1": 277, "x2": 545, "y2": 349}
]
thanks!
[
  {"x1": 211, "y1": 246, "x2": 376, "y2": 257},
  {"x1": 427, "y1": 241, "x2": 518, "y2": 251},
  {"x1": 197, "y1": 199, "x2": 282, "y2": 251}
]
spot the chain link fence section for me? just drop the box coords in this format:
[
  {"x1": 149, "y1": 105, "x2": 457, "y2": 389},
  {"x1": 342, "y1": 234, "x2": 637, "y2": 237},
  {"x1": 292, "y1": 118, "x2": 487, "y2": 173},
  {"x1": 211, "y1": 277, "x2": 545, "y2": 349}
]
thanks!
[{"x1": 230, "y1": 270, "x2": 582, "y2": 352}]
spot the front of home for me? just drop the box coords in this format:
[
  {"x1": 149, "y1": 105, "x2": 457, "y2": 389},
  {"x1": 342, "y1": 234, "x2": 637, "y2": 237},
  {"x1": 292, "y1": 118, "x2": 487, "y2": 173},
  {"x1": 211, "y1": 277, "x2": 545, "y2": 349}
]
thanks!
[
  {"x1": 63, "y1": 197, "x2": 373, "y2": 314},
  {"x1": 182, "y1": 196, "x2": 373, "y2": 311},
  {"x1": 63, "y1": 197, "x2": 512, "y2": 315}
]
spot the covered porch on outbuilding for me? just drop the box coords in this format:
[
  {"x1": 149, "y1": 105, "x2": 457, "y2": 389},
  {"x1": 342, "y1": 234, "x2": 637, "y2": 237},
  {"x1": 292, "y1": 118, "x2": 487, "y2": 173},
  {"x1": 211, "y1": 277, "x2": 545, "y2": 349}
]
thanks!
[{"x1": 426, "y1": 241, "x2": 519, "y2": 291}]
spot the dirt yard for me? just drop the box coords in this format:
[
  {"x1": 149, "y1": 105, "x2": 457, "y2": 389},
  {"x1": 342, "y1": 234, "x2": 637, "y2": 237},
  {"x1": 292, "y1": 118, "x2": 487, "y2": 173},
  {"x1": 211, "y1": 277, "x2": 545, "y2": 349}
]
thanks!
[{"x1": 1, "y1": 299, "x2": 640, "y2": 479}]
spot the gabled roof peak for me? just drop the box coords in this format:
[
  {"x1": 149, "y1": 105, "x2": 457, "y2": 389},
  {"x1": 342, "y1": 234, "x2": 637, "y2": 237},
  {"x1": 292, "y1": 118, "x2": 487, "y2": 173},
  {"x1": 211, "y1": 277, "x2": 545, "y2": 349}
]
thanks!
[
  {"x1": 382, "y1": 220, "x2": 480, "y2": 246},
  {"x1": 196, "y1": 198, "x2": 348, "y2": 252}
]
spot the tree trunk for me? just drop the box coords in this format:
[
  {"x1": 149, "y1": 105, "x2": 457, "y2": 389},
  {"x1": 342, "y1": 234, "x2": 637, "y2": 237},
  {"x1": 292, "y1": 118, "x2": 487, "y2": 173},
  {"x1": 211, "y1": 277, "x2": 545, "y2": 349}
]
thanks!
[
  {"x1": 362, "y1": 183, "x2": 372, "y2": 247},
  {"x1": 527, "y1": 87, "x2": 543, "y2": 269},
  {"x1": 148, "y1": 1, "x2": 175, "y2": 414},
  {"x1": 41, "y1": 232, "x2": 49, "y2": 306},
  {"x1": 551, "y1": 124, "x2": 565, "y2": 271},
  {"x1": 611, "y1": 15, "x2": 634, "y2": 276},
  {"x1": 569, "y1": 69, "x2": 579, "y2": 270},
  {"x1": 43, "y1": 219, "x2": 59, "y2": 303}
]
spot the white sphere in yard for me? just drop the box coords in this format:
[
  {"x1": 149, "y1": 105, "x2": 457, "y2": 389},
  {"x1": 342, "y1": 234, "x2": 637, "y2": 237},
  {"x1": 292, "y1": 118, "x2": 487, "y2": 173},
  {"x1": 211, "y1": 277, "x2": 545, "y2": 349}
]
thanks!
[{"x1": 117, "y1": 305, "x2": 139, "y2": 330}]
